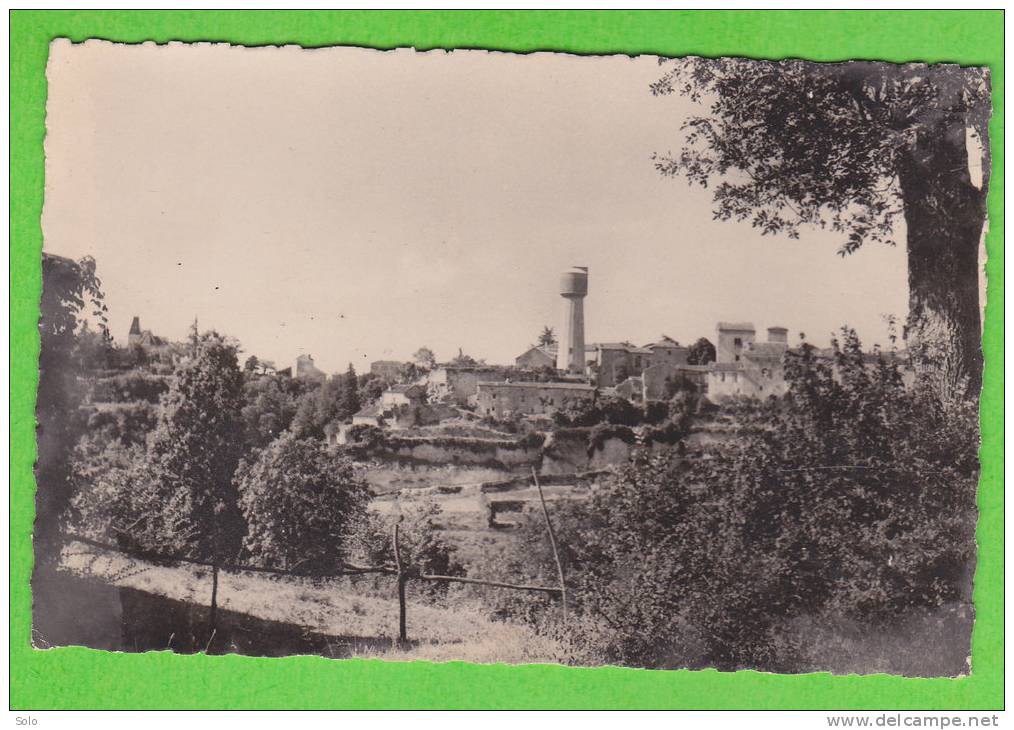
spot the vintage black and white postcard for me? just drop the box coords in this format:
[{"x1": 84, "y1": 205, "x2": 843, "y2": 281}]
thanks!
[{"x1": 35, "y1": 39, "x2": 989, "y2": 676}]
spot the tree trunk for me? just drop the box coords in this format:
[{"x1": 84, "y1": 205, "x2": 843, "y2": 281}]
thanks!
[{"x1": 896, "y1": 120, "x2": 988, "y2": 401}]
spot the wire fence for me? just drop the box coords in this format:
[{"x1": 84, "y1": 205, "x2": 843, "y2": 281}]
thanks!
[{"x1": 61, "y1": 469, "x2": 565, "y2": 645}]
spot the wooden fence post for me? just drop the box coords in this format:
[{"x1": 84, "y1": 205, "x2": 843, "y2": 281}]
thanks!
[
  {"x1": 207, "y1": 562, "x2": 219, "y2": 653},
  {"x1": 532, "y1": 468, "x2": 568, "y2": 622},
  {"x1": 392, "y1": 521, "x2": 408, "y2": 644}
]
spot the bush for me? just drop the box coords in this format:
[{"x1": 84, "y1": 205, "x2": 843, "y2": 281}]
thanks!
[
  {"x1": 90, "y1": 371, "x2": 170, "y2": 404},
  {"x1": 237, "y1": 432, "x2": 369, "y2": 575},
  {"x1": 587, "y1": 423, "x2": 637, "y2": 453},
  {"x1": 553, "y1": 395, "x2": 642, "y2": 428},
  {"x1": 347, "y1": 500, "x2": 464, "y2": 597},
  {"x1": 84, "y1": 402, "x2": 159, "y2": 446},
  {"x1": 346, "y1": 424, "x2": 386, "y2": 449}
]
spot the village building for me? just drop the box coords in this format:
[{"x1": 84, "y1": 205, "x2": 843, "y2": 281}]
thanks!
[
  {"x1": 476, "y1": 381, "x2": 595, "y2": 419},
  {"x1": 380, "y1": 383, "x2": 427, "y2": 408},
  {"x1": 118, "y1": 315, "x2": 184, "y2": 369},
  {"x1": 706, "y1": 323, "x2": 791, "y2": 400},
  {"x1": 127, "y1": 316, "x2": 169, "y2": 350},
  {"x1": 295, "y1": 354, "x2": 326, "y2": 383},
  {"x1": 370, "y1": 359, "x2": 409, "y2": 382},
  {"x1": 514, "y1": 344, "x2": 557, "y2": 370},
  {"x1": 425, "y1": 364, "x2": 512, "y2": 405}
]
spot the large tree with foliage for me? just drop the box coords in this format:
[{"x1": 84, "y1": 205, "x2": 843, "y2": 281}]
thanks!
[
  {"x1": 240, "y1": 372, "x2": 305, "y2": 450},
  {"x1": 685, "y1": 336, "x2": 716, "y2": 365},
  {"x1": 538, "y1": 326, "x2": 557, "y2": 348},
  {"x1": 653, "y1": 59, "x2": 991, "y2": 398},
  {"x1": 514, "y1": 330, "x2": 978, "y2": 671},
  {"x1": 340, "y1": 363, "x2": 361, "y2": 417},
  {"x1": 413, "y1": 346, "x2": 437, "y2": 371},
  {"x1": 36, "y1": 254, "x2": 109, "y2": 553},
  {"x1": 237, "y1": 432, "x2": 369, "y2": 575},
  {"x1": 76, "y1": 334, "x2": 247, "y2": 565}
]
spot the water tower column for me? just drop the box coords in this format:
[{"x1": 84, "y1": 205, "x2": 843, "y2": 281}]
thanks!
[{"x1": 557, "y1": 267, "x2": 589, "y2": 374}]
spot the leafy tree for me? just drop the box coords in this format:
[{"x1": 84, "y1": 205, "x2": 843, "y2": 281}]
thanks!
[
  {"x1": 663, "y1": 373, "x2": 699, "y2": 399},
  {"x1": 553, "y1": 394, "x2": 641, "y2": 428},
  {"x1": 356, "y1": 372, "x2": 386, "y2": 405},
  {"x1": 517, "y1": 329, "x2": 977, "y2": 671},
  {"x1": 74, "y1": 320, "x2": 114, "y2": 372},
  {"x1": 243, "y1": 355, "x2": 260, "y2": 374},
  {"x1": 76, "y1": 334, "x2": 248, "y2": 564},
  {"x1": 340, "y1": 363, "x2": 361, "y2": 417},
  {"x1": 538, "y1": 326, "x2": 557, "y2": 348},
  {"x1": 36, "y1": 254, "x2": 108, "y2": 552},
  {"x1": 291, "y1": 374, "x2": 343, "y2": 439},
  {"x1": 348, "y1": 501, "x2": 465, "y2": 598},
  {"x1": 413, "y1": 346, "x2": 437, "y2": 370},
  {"x1": 686, "y1": 337, "x2": 716, "y2": 366},
  {"x1": 237, "y1": 432, "x2": 369, "y2": 575},
  {"x1": 653, "y1": 59, "x2": 991, "y2": 397},
  {"x1": 140, "y1": 333, "x2": 248, "y2": 561},
  {"x1": 240, "y1": 373, "x2": 304, "y2": 450}
]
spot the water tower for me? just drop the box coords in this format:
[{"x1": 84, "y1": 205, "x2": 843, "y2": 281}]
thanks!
[{"x1": 557, "y1": 266, "x2": 588, "y2": 374}]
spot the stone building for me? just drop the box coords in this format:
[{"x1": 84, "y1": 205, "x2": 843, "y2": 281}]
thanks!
[
  {"x1": 380, "y1": 384, "x2": 427, "y2": 408},
  {"x1": 707, "y1": 323, "x2": 790, "y2": 400},
  {"x1": 425, "y1": 365, "x2": 511, "y2": 405},
  {"x1": 514, "y1": 344, "x2": 557, "y2": 370},
  {"x1": 295, "y1": 354, "x2": 326, "y2": 383},
  {"x1": 370, "y1": 360, "x2": 409, "y2": 382},
  {"x1": 591, "y1": 336, "x2": 690, "y2": 388},
  {"x1": 476, "y1": 381, "x2": 595, "y2": 419},
  {"x1": 126, "y1": 316, "x2": 168, "y2": 350}
]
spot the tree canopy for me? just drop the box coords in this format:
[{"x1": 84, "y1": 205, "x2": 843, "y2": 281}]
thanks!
[
  {"x1": 36, "y1": 254, "x2": 109, "y2": 551},
  {"x1": 686, "y1": 337, "x2": 716, "y2": 365},
  {"x1": 653, "y1": 58, "x2": 991, "y2": 397},
  {"x1": 514, "y1": 330, "x2": 977, "y2": 671},
  {"x1": 413, "y1": 347, "x2": 436, "y2": 370},
  {"x1": 237, "y1": 432, "x2": 369, "y2": 575},
  {"x1": 77, "y1": 333, "x2": 248, "y2": 564},
  {"x1": 538, "y1": 326, "x2": 557, "y2": 348}
]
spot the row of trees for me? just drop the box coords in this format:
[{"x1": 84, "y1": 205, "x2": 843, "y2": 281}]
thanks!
[{"x1": 72, "y1": 334, "x2": 371, "y2": 579}]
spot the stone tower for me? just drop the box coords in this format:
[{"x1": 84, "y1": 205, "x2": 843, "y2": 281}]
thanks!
[
  {"x1": 128, "y1": 316, "x2": 142, "y2": 347},
  {"x1": 557, "y1": 267, "x2": 588, "y2": 374},
  {"x1": 716, "y1": 322, "x2": 756, "y2": 364}
]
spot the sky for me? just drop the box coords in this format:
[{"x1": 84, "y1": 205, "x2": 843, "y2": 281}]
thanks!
[{"x1": 43, "y1": 40, "x2": 910, "y2": 374}]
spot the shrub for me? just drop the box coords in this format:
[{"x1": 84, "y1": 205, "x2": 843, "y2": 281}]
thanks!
[
  {"x1": 84, "y1": 402, "x2": 159, "y2": 446},
  {"x1": 587, "y1": 423, "x2": 637, "y2": 453},
  {"x1": 347, "y1": 500, "x2": 464, "y2": 597},
  {"x1": 237, "y1": 432, "x2": 369, "y2": 575},
  {"x1": 90, "y1": 371, "x2": 170, "y2": 404},
  {"x1": 346, "y1": 424, "x2": 386, "y2": 449}
]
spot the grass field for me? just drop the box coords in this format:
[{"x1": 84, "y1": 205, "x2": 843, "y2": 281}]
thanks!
[{"x1": 56, "y1": 540, "x2": 564, "y2": 664}]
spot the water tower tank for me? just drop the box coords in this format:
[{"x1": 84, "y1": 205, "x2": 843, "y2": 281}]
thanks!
[{"x1": 559, "y1": 266, "x2": 589, "y2": 298}]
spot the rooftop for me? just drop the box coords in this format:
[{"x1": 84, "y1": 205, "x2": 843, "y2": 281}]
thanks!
[
  {"x1": 477, "y1": 381, "x2": 595, "y2": 391},
  {"x1": 717, "y1": 322, "x2": 756, "y2": 332},
  {"x1": 386, "y1": 384, "x2": 425, "y2": 394},
  {"x1": 645, "y1": 336, "x2": 685, "y2": 349},
  {"x1": 353, "y1": 403, "x2": 384, "y2": 418}
]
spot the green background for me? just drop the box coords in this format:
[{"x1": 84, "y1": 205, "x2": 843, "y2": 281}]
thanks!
[{"x1": 10, "y1": 10, "x2": 1004, "y2": 710}]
